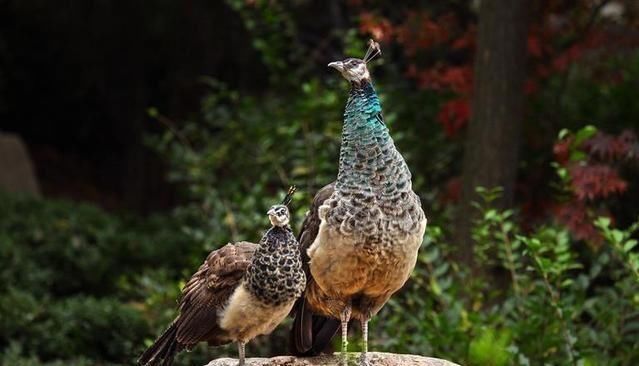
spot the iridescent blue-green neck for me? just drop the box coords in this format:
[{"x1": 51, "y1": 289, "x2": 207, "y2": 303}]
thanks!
[{"x1": 335, "y1": 81, "x2": 407, "y2": 194}]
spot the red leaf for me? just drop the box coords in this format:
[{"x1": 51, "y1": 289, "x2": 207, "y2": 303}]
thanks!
[
  {"x1": 554, "y1": 202, "x2": 604, "y2": 244},
  {"x1": 527, "y1": 34, "x2": 543, "y2": 58},
  {"x1": 437, "y1": 98, "x2": 470, "y2": 138},
  {"x1": 553, "y1": 138, "x2": 571, "y2": 165},
  {"x1": 359, "y1": 12, "x2": 393, "y2": 41},
  {"x1": 451, "y1": 27, "x2": 475, "y2": 50},
  {"x1": 584, "y1": 130, "x2": 638, "y2": 160},
  {"x1": 569, "y1": 164, "x2": 627, "y2": 201},
  {"x1": 524, "y1": 78, "x2": 539, "y2": 95},
  {"x1": 414, "y1": 65, "x2": 473, "y2": 94},
  {"x1": 439, "y1": 176, "x2": 462, "y2": 204}
]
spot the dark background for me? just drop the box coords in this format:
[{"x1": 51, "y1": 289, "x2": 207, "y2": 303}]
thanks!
[{"x1": 2, "y1": 1, "x2": 268, "y2": 211}]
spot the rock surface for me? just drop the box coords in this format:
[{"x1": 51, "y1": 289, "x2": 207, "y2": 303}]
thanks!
[
  {"x1": 204, "y1": 352, "x2": 460, "y2": 366},
  {"x1": 0, "y1": 133, "x2": 41, "y2": 196}
]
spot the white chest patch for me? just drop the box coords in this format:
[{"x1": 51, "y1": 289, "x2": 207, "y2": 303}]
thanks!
[{"x1": 219, "y1": 284, "x2": 296, "y2": 342}]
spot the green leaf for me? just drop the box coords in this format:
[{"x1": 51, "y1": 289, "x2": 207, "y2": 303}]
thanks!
[
  {"x1": 595, "y1": 217, "x2": 611, "y2": 229},
  {"x1": 558, "y1": 128, "x2": 570, "y2": 140},
  {"x1": 569, "y1": 150, "x2": 587, "y2": 162},
  {"x1": 147, "y1": 107, "x2": 159, "y2": 118},
  {"x1": 573, "y1": 125, "x2": 597, "y2": 145},
  {"x1": 612, "y1": 230, "x2": 624, "y2": 244},
  {"x1": 623, "y1": 239, "x2": 638, "y2": 253},
  {"x1": 561, "y1": 279, "x2": 574, "y2": 287}
]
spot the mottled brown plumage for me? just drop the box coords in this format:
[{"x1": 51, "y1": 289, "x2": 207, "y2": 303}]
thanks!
[
  {"x1": 291, "y1": 183, "x2": 340, "y2": 355},
  {"x1": 138, "y1": 241, "x2": 257, "y2": 366},
  {"x1": 140, "y1": 188, "x2": 306, "y2": 366},
  {"x1": 290, "y1": 41, "x2": 427, "y2": 364}
]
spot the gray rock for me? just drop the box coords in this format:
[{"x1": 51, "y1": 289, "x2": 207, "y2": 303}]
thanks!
[
  {"x1": 0, "y1": 132, "x2": 40, "y2": 196},
  {"x1": 204, "y1": 352, "x2": 460, "y2": 366}
]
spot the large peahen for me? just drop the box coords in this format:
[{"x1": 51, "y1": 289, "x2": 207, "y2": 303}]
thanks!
[
  {"x1": 291, "y1": 40, "x2": 427, "y2": 363},
  {"x1": 139, "y1": 187, "x2": 305, "y2": 366}
]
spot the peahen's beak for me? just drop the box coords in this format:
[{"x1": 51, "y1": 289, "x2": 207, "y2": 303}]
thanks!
[{"x1": 328, "y1": 61, "x2": 344, "y2": 72}]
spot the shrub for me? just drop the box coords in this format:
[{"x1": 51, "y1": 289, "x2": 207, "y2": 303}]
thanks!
[
  {"x1": 0, "y1": 193, "x2": 195, "y2": 297},
  {"x1": 372, "y1": 185, "x2": 639, "y2": 365},
  {"x1": 0, "y1": 193, "x2": 195, "y2": 364}
]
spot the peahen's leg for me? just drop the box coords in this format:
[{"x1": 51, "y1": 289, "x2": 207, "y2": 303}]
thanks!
[
  {"x1": 237, "y1": 341, "x2": 246, "y2": 366},
  {"x1": 340, "y1": 305, "x2": 352, "y2": 354},
  {"x1": 361, "y1": 318, "x2": 369, "y2": 353},
  {"x1": 359, "y1": 317, "x2": 371, "y2": 366}
]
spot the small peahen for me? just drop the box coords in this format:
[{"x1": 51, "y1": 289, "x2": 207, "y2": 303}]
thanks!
[
  {"x1": 139, "y1": 187, "x2": 305, "y2": 366},
  {"x1": 291, "y1": 40, "x2": 427, "y2": 363}
]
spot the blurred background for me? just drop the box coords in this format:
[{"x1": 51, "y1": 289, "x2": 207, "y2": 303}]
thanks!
[{"x1": 1, "y1": 0, "x2": 638, "y2": 365}]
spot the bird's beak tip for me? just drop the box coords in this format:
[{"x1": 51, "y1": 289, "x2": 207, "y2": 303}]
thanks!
[{"x1": 328, "y1": 61, "x2": 342, "y2": 70}]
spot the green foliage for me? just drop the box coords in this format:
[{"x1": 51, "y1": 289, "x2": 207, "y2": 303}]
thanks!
[
  {"x1": 0, "y1": 193, "x2": 195, "y2": 365},
  {"x1": 468, "y1": 328, "x2": 512, "y2": 366},
  {"x1": 6, "y1": 188, "x2": 636, "y2": 365},
  {"x1": 225, "y1": 0, "x2": 301, "y2": 81},
  {"x1": 0, "y1": 192, "x2": 194, "y2": 297},
  {"x1": 370, "y1": 185, "x2": 639, "y2": 365},
  {"x1": 0, "y1": 292, "x2": 147, "y2": 362},
  {"x1": 537, "y1": 51, "x2": 639, "y2": 134},
  {"x1": 1, "y1": 342, "x2": 98, "y2": 366},
  {"x1": 595, "y1": 217, "x2": 639, "y2": 280},
  {"x1": 149, "y1": 78, "x2": 344, "y2": 249}
]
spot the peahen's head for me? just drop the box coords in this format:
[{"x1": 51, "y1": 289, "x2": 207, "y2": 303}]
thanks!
[
  {"x1": 328, "y1": 39, "x2": 381, "y2": 85},
  {"x1": 267, "y1": 205, "x2": 290, "y2": 227},
  {"x1": 267, "y1": 186, "x2": 296, "y2": 227}
]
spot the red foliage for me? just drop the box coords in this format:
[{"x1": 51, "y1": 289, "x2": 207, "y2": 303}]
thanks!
[
  {"x1": 554, "y1": 202, "x2": 604, "y2": 244},
  {"x1": 569, "y1": 164, "x2": 627, "y2": 201},
  {"x1": 527, "y1": 33, "x2": 544, "y2": 58},
  {"x1": 437, "y1": 98, "x2": 471, "y2": 138},
  {"x1": 359, "y1": 11, "x2": 394, "y2": 42},
  {"x1": 584, "y1": 130, "x2": 638, "y2": 160},
  {"x1": 552, "y1": 31, "x2": 609, "y2": 72},
  {"x1": 451, "y1": 26, "x2": 475, "y2": 50},
  {"x1": 352, "y1": 1, "x2": 639, "y2": 142},
  {"x1": 552, "y1": 128, "x2": 637, "y2": 243},
  {"x1": 394, "y1": 11, "x2": 456, "y2": 55},
  {"x1": 356, "y1": 9, "x2": 475, "y2": 137},
  {"x1": 524, "y1": 78, "x2": 540, "y2": 95},
  {"x1": 553, "y1": 137, "x2": 571, "y2": 165},
  {"x1": 415, "y1": 65, "x2": 473, "y2": 95},
  {"x1": 440, "y1": 176, "x2": 462, "y2": 205},
  {"x1": 350, "y1": 2, "x2": 639, "y2": 243}
]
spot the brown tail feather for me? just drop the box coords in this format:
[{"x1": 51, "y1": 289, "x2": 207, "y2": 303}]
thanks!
[{"x1": 138, "y1": 322, "x2": 182, "y2": 366}]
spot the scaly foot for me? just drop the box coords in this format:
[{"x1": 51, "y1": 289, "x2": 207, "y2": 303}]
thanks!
[
  {"x1": 358, "y1": 351, "x2": 373, "y2": 366},
  {"x1": 237, "y1": 341, "x2": 246, "y2": 366},
  {"x1": 359, "y1": 316, "x2": 371, "y2": 366},
  {"x1": 340, "y1": 305, "x2": 352, "y2": 354}
]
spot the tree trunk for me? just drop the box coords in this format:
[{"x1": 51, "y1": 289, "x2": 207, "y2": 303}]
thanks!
[{"x1": 456, "y1": 0, "x2": 528, "y2": 266}]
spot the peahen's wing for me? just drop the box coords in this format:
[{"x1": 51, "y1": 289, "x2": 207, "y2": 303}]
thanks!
[
  {"x1": 298, "y1": 182, "x2": 335, "y2": 273},
  {"x1": 290, "y1": 182, "x2": 340, "y2": 356},
  {"x1": 174, "y1": 241, "x2": 258, "y2": 346}
]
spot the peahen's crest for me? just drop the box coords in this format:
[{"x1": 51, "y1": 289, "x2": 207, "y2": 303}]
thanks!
[
  {"x1": 328, "y1": 39, "x2": 382, "y2": 85},
  {"x1": 267, "y1": 185, "x2": 296, "y2": 227}
]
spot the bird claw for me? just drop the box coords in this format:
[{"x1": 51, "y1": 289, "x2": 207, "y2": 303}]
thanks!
[
  {"x1": 358, "y1": 353, "x2": 372, "y2": 366},
  {"x1": 337, "y1": 352, "x2": 371, "y2": 366}
]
